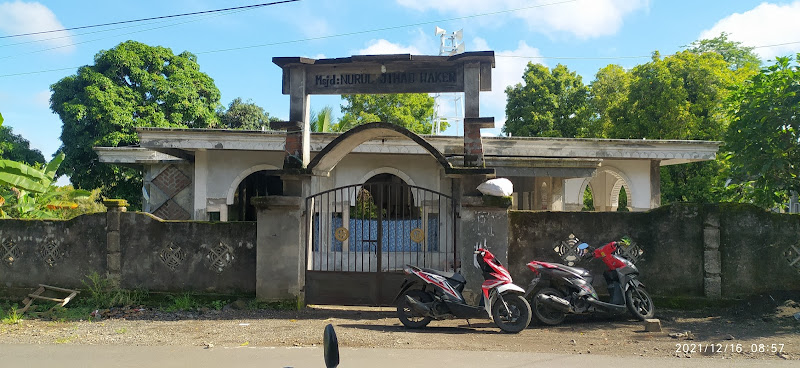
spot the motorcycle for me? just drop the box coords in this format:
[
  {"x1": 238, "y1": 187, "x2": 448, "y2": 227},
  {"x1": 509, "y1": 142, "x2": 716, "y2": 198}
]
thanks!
[
  {"x1": 525, "y1": 240, "x2": 655, "y2": 326},
  {"x1": 394, "y1": 247, "x2": 532, "y2": 333}
]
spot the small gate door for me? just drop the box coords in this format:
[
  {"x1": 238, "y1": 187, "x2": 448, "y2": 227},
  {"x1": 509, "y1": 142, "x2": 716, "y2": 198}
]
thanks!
[{"x1": 305, "y1": 182, "x2": 456, "y2": 305}]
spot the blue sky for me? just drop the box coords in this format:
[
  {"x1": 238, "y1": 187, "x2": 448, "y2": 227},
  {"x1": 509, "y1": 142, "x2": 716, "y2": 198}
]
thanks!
[{"x1": 1, "y1": 0, "x2": 800, "y2": 169}]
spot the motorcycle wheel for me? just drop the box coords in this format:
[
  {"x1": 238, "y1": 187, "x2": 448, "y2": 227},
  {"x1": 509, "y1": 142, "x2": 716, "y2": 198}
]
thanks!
[
  {"x1": 396, "y1": 289, "x2": 433, "y2": 329},
  {"x1": 491, "y1": 294, "x2": 532, "y2": 334},
  {"x1": 531, "y1": 288, "x2": 566, "y2": 326},
  {"x1": 625, "y1": 286, "x2": 655, "y2": 320}
]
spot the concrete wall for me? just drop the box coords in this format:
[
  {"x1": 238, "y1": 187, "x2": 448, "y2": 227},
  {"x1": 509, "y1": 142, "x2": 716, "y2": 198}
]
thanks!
[
  {"x1": 508, "y1": 203, "x2": 800, "y2": 298},
  {"x1": 0, "y1": 212, "x2": 257, "y2": 294},
  {"x1": 0, "y1": 214, "x2": 107, "y2": 290}
]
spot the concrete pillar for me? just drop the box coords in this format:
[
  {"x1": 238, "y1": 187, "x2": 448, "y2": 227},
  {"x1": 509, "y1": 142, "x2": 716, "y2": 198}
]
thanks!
[
  {"x1": 284, "y1": 67, "x2": 311, "y2": 169},
  {"x1": 550, "y1": 178, "x2": 564, "y2": 211},
  {"x1": 703, "y1": 210, "x2": 722, "y2": 298},
  {"x1": 252, "y1": 176, "x2": 311, "y2": 303},
  {"x1": 650, "y1": 160, "x2": 661, "y2": 209},
  {"x1": 463, "y1": 62, "x2": 492, "y2": 167},
  {"x1": 103, "y1": 199, "x2": 127, "y2": 287},
  {"x1": 193, "y1": 149, "x2": 209, "y2": 220},
  {"x1": 458, "y1": 195, "x2": 511, "y2": 304}
]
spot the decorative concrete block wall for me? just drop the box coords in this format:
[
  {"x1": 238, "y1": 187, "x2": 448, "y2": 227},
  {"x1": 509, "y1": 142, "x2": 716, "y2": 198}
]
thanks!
[{"x1": 508, "y1": 203, "x2": 800, "y2": 298}]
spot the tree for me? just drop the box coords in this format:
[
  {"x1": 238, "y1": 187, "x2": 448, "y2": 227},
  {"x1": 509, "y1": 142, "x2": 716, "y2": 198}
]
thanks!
[
  {"x1": 50, "y1": 41, "x2": 222, "y2": 209},
  {"x1": 503, "y1": 63, "x2": 589, "y2": 137},
  {"x1": 311, "y1": 106, "x2": 335, "y2": 133},
  {"x1": 586, "y1": 64, "x2": 631, "y2": 138},
  {"x1": 593, "y1": 52, "x2": 740, "y2": 204},
  {"x1": 725, "y1": 55, "x2": 800, "y2": 209},
  {"x1": 218, "y1": 98, "x2": 276, "y2": 130},
  {"x1": 685, "y1": 32, "x2": 761, "y2": 72},
  {"x1": 338, "y1": 94, "x2": 442, "y2": 134},
  {"x1": 0, "y1": 125, "x2": 46, "y2": 166}
]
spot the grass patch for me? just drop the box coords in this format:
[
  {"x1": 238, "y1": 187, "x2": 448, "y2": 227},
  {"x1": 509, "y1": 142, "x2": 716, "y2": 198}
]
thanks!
[
  {"x1": 115, "y1": 327, "x2": 127, "y2": 334},
  {"x1": 81, "y1": 272, "x2": 148, "y2": 309},
  {"x1": 1, "y1": 305, "x2": 22, "y2": 325},
  {"x1": 166, "y1": 292, "x2": 198, "y2": 312}
]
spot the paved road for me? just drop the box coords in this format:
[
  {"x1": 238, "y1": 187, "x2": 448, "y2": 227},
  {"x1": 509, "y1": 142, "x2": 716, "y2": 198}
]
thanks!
[{"x1": 2, "y1": 344, "x2": 795, "y2": 368}]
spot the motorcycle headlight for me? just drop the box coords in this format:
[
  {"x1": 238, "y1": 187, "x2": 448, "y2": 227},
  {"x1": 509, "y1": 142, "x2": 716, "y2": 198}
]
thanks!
[{"x1": 403, "y1": 265, "x2": 413, "y2": 275}]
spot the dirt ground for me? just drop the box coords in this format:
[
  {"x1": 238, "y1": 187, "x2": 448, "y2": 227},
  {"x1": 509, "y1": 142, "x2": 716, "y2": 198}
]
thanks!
[{"x1": 1, "y1": 293, "x2": 798, "y2": 361}]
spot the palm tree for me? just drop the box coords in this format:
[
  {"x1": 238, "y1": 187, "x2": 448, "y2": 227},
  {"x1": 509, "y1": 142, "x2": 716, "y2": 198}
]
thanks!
[{"x1": 310, "y1": 106, "x2": 335, "y2": 132}]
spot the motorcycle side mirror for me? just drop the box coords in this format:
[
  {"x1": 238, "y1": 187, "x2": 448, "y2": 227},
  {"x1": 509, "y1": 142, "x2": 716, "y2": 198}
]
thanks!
[
  {"x1": 324, "y1": 324, "x2": 339, "y2": 368},
  {"x1": 578, "y1": 243, "x2": 589, "y2": 250}
]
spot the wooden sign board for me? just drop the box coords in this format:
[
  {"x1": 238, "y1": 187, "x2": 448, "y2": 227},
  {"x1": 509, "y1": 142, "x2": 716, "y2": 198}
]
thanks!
[{"x1": 274, "y1": 53, "x2": 494, "y2": 95}]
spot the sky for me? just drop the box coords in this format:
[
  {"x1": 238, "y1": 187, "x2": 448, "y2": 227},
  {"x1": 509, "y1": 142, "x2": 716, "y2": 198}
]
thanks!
[{"x1": 1, "y1": 0, "x2": 800, "y2": 172}]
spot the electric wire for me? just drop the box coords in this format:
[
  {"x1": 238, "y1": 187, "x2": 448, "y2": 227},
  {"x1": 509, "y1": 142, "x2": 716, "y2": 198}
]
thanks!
[
  {"x1": 0, "y1": 8, "x2": 254, "y2": 60},
  {"x1": 0, "y1": 0, "x2": 301, "y2": 39},
  {"x1": 1, "y1": 0, "x2": 799, "y2": 78}
]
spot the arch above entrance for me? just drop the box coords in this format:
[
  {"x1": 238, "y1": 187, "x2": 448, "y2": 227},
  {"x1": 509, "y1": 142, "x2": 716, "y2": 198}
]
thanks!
[
  {"x1": 307, "y1": 122, "x2": 453, "y2": 176},
  {"x1": 226, "y1": 164, "x2": 281, "y2": 205}
]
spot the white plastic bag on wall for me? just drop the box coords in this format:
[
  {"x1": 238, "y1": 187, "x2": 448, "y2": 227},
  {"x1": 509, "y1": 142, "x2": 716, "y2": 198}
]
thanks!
[{"x1": 477, "y1": 178, "x2": 513, "y2": 197}]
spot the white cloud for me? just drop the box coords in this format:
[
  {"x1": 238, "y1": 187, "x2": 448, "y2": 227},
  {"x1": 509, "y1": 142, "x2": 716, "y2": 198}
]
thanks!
[
  {"x1": 396, "y1": 0, "x2": 648, "y2": 39},
  {"x1": 700, "y1": 2, "x2": 800, "y2": 61},
  {"x1": 33, "y1": 90, "x2": 50, "y2": 108},
  {"x1": 0, "y1": 1, "x2": 75, "y2": 52},
  {"x1": 355, "y1": 39, "x2": 422, "y2": 55}
]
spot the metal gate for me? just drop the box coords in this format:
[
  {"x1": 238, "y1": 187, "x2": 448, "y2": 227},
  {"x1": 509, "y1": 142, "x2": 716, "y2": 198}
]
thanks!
[{"x1": 305, "y1": 182, "x2": 456, "y2": 305}]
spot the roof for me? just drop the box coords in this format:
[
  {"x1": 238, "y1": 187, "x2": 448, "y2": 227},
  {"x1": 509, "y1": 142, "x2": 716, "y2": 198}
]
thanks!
[{"x1": 115, "y1": 127, "x2": 719, "y2": 167}]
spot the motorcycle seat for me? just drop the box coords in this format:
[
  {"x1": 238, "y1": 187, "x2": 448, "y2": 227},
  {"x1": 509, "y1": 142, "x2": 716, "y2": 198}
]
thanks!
[
  {"x1": 420, "y1": 268, "x2": 466, "y2": 284},
  {"x1": 557, "y1": 264, "x2": 591, "y2": 278}
]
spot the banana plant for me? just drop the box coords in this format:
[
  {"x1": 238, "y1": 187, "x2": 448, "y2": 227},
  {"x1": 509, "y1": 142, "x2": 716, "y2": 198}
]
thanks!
[{"x1": 0, "y1": 153, "x2": 91, "y2": 219}]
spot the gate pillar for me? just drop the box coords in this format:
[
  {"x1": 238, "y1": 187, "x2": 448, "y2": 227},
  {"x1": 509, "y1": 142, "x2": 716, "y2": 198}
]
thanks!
[
  {"x1": 252, "y1": 176, "x2": 311, "y2": 303},
  {"x1": 457, "y1": 177, "x2": 512, "y2": 304}
]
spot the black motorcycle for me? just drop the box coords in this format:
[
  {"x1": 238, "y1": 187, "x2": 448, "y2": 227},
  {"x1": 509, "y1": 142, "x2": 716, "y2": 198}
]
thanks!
[{"x1": 525, "y1": 241, "x2": 655, "y2": 325}]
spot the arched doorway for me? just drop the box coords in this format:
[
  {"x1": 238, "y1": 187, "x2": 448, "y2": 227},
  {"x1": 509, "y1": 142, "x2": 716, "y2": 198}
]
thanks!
[
  {"x1": 579, "y1": 167, "x2": 632, "y2": 212},
  {"x1": 228, "y1": 171, "x2": 283, "y2": 221},
  {"x1": 305, "y1": 172, "x2": 455, "y2": 305}
]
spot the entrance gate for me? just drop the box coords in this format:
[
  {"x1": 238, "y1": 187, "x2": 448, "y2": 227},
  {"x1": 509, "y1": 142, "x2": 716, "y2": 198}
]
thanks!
[{"x1": 305, "y1": 182, "x2": 456, "y2": 305}]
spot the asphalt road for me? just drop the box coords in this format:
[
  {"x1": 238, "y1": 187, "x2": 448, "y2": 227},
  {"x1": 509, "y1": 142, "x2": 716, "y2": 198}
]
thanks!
[{"x1": 2, "y1": 344, "x2": 796, "y2": 368}]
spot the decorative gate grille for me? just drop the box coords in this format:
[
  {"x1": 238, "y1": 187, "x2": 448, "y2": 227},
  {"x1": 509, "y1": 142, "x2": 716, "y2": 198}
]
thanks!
[{"x1": 305, "y1": 182, "x2": 456, "y2": 305}]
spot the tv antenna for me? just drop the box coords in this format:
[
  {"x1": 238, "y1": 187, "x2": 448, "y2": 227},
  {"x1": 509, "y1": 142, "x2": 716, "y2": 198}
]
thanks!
[{"x1": 433, "y1": 27, "x2": 465, "y2": 135}]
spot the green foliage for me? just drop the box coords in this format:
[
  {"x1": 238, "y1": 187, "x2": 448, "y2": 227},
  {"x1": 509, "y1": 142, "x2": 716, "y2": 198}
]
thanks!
[
  {"x1": 1, "y1": 305, "x2": 22, "y2": 325},
  {"x1": 725, "y1": 54, "x2": 800, "y2": 209},
  {"x1": 80, "y1": 272, "x2": 147, "y2": 309},
  {"x1": 339, "y1": 93, "x2": 442, "y2": 134},
  {"x1": 351, "y1": 188, "x2": 379, "y2": 219},
  {"x1": 685, "y1": 32, "x2": 761, "y2": 72},
  {"x1": 617, "y1": 187, "x2": 629, "y2": 211},
  {"x1": 603, "y1": 51, "x2": 736, "y2": 140},
  {"x1": 166, "y1": 293, "x2": 198, "y2": 312},
  {"x1": 218, "y1": 97, "x2": 276, "y2": 130},
  {"x1": 210, "y1": 299, "x2": 228, "y2": 311},
  {"x1": 582, "y1": 186, "x2": 594, "y2": 211},
  {"x1": 0, "y1": 153, "x2": 99, "y2": 219},
  {"x1": 586, "y1": 64, "x2": 630, "y2": 138},
  {"x1": 503, "y1": 63, "x2": 589, "y2": 137},
  {"x1": 311, "y1": 106, "x2": 336, "y2": 132},
  {"x1": 0, "y1": 125, "x2": 46, "y2": 166},
  {"x1": 50, "y1": 41, "x2": 222, "y2": 209}
]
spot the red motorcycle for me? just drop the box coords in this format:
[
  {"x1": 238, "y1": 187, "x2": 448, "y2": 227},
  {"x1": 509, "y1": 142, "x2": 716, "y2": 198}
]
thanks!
[
  {"x1": 394, "y1": 247, "x2": 532, "y2": 333},
  {"x1": 525, "y1": 240, "x2": 655, "y2": 325}
]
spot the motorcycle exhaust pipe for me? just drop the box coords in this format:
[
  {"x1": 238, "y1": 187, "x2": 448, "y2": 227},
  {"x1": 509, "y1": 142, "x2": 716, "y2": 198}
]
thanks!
[
  {"x1": 404, "y1": 295, "x2": 432, "y2": 316},
  {"x1": 536, "y1": 294, "x2": 572, "y2": 313}
]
